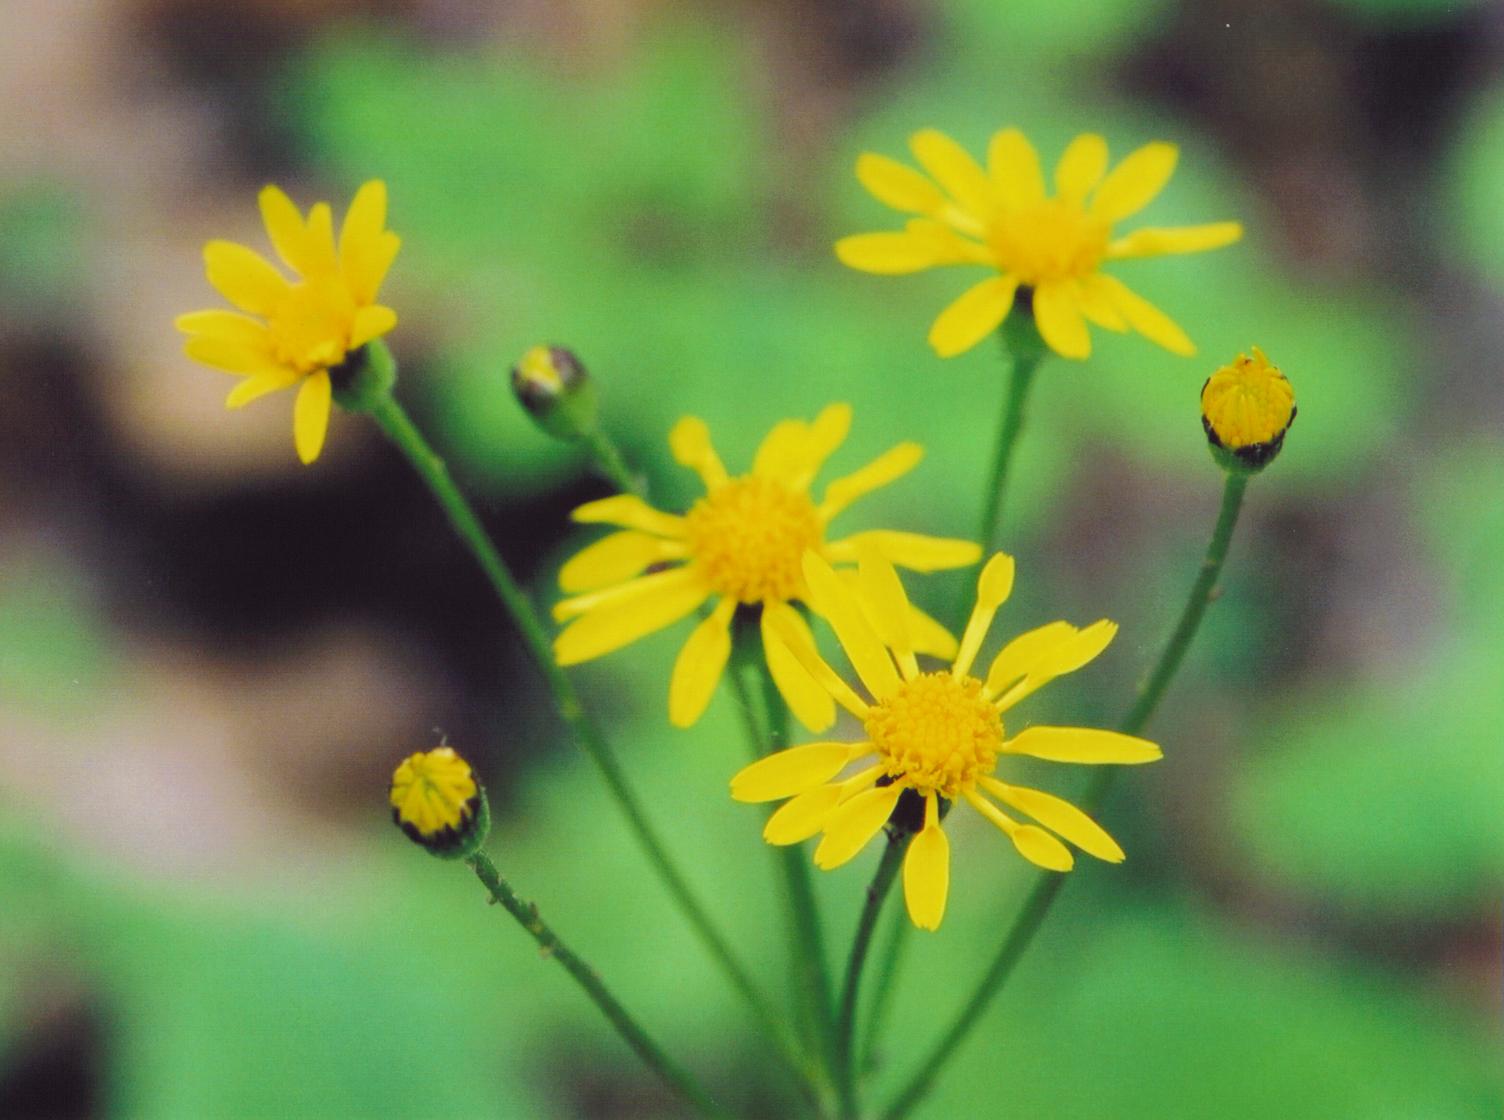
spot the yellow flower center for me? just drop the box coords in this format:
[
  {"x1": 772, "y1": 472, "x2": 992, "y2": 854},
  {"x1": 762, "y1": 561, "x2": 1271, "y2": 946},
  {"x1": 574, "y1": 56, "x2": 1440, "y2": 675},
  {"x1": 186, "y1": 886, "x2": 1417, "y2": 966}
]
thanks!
[
  {"x1": 864, "y1": 672, "x2": 1003, "y2": 798},
  {"x1": 684, "y1": 475, "x2": 823, "y2": 604},
  {"x1": 268, "y1": 276, "x2": 358, "y2": 374},
  {"x1": 389, "y1": 747, "x2": 477, "y2": 837},
  {"x1": 986, "y1": 199, "x2": 1110, "y2": 286},
  {"x1": 1201, "y1": 347, "x2": 1295, "y2": 450}
]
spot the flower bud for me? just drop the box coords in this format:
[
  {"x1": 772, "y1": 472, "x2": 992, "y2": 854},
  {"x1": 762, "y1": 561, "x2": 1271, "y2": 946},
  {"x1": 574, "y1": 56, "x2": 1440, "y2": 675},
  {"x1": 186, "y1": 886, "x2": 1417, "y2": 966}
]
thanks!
[
  {"x1": 389, "y1": 746, "x2": 491, "y2": 859},
  {"x1": 511, "y1": 345, "x2": 598, "y2": 441},
  {"x1": 1200, "y1": 347, "x2": 1296, "y2": 473}
]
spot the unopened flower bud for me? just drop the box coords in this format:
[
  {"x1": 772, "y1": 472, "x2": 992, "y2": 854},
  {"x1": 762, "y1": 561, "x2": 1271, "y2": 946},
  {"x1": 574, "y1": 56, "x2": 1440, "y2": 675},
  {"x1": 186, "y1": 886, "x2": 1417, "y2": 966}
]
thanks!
[
  {"x1": 389, "y1": 746, "x2": 491, "y2": 859},
  {"x1": 511, "y1": 345, "x2": 598, "y2": 441},
  {"x1": 1200, "y1": 347, "x2": 1296, "y2": 473}
]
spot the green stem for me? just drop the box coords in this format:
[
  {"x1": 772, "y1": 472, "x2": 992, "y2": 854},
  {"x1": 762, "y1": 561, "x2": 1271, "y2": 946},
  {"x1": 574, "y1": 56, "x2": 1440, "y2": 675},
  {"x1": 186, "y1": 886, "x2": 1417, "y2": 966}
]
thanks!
[
  {"x1": 466, "y1": 851, "x2": 731, "y2": 1119},
  {"x1": 880, "y1": 469, "x2": 1252, "y2": 1120},
  {"x1": 975, "y1": 335, "x2": 1046, "y2": 558},
  {"x1": 835, "y1": 832, "x2": 908, "y2": 1120},
  {"x1": 856, "y1": 903, "x2": 910, "y2": 1076},
  {"x1": 727, "y1": 627, "x2": 836, "y2": 1105},
  {"x1": 363, "y1": 393, "x2": 801, "y2": 1079},
  {"x1": 581, "y1": 427, "x2": 643, "y2": 497}
]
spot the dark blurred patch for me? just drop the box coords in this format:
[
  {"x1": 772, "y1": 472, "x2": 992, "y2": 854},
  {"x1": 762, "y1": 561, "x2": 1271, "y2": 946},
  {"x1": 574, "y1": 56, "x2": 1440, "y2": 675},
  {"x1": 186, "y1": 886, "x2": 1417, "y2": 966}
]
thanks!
[{"x1": 0, "y1": 999, "x2": 105, "y2": 1120}]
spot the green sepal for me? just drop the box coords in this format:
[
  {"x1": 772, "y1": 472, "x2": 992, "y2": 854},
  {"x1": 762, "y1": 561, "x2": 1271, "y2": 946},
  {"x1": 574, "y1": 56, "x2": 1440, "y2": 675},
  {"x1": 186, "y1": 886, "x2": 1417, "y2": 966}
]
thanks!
[
  {"x1": 331, "y1": 338, "x2": 398, "y2": 414},
  {"x1": 395, "y1": 784, "x2": 492, "y2": 861}
]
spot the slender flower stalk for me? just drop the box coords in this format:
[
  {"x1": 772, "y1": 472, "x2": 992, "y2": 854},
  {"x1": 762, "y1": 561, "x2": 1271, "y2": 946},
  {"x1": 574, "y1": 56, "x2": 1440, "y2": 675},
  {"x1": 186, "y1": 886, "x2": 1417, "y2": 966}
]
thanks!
[
  {"x1": 833, "y1": 832, "x2": 909, "y2": 1120},
  {"x1": 877, "y1": 342, "x2": 1293, "y2": 1118},
  {"x1": 341, "y1": 343, "x2": 808, "y2": 1087},
  {"x1": 975, "y1": 311, "x2": 1050, "y2": 560},
  {"x1": 466, "y1": 850, "x2": 732, "y2": 1119},
  {"x1": 857, "y1": 902, "x2": 911, "y2": 1076}
]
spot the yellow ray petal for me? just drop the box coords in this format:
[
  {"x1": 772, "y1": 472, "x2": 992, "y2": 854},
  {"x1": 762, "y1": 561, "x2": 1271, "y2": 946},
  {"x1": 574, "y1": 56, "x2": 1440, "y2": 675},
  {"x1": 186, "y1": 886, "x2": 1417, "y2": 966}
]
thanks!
[
  {"x1": 951, "y1": 552, "x2": 1015, "y2": 679},
  {"x1": 993, "y1": 619, "x2": 1118, "y2": 710},
  {"x1": 1032, "y1": 280, "x2": 1091, "y2": 360},
  {"x1": 762, "y1": 603, "x2": 836, "y2": 732},
  {"x1": 559, "y1": 531, "x2": 682, "y2": 593},
  {"x1": 766, "y1": 603, "x2": 871, "y2": 720},
  {"x1": 964, "y1": 790, "x2": 1074, "y2": 870},
  {"x1": 731, "y1": 740, "x2": 868, "y2": 803},
  {"x1": 903, "y1": 218, "x2": 992, "y2": 261},
  {"x1": 571, "y1": 494, "x2": 686, "y2": 538},
  {"x1": 786, "y1": 403, "x2": 853, "y2": 491},
  {"x1": 1106, "y1": 221, "x2": 1243, "y2": 259},
  {"x1": 1072, "y1": 276, "x2": 1127, "y2": 331},
  {"x1": 293, "y1": 370, "x2": 332, "y2": 464},
  {"x1": 339, "y1": 181, "x2": 388, "y2": 271},
  {"x1": 553, "y1": 570, "x2": 710, "y2": 665},
  {"x1": 203, "y1": 240, "x2": 290, "y2": 316},
  {"x1": 345, "y1": 230, "x2": 401, "y2": 307},
  {"x1": 1054, "y1": 133, "x2": 1109, "y2": 204},
  {"x1": 987, "y1": 128, "x2": 1045, "y2": 209},
  {"x1": 855, "y1": 546, "x2": 916, "y2": 678},
  {"x1": 1091, "y1": 141, "x2": 1178, "y2": 224},
  {"x1": 764, "y1": 783, "x2": 845, "y2": 845},
  {"x1": 909, "y1": 129, "x2": 995, "y2": 219},
  {"x1": 903, "y1": 796, "x2": 949, "y2": 930},
  {"x1": 174, "y1": 309, "x2": 271, "y2": 347},
  {"x1": 819, "y1": 443, "x2": 923, "y2": 521},
  {"x1": 835, "y1": 232, "x2": 951, "y2": 275},
  {"x1": 802, "y1": 552, "x2": 901, "y2": 701},
  {"x1": 225, "y1": 371, "x2": 298, "y2": 410},
  {"x1": 983, "y1": 620, "x2": 1076, "y2": 699},
  {"x1": 302, "y1": 202, "x2": 339, "y2": 277},
  {"x1": 1002, "y1": 726, "x2": 1162, "y2": 764},
  {"x1": 928, "y1": 276, "x2": 1019, "y2": 359},
  {"x1": 670, "y1": 416, "x2": 729, "y2": 490},
  {"x1": 554, "y1": 564, "x2": 695, "y2": 620},
  {"x1": 258, "y1": 185, "x2": 312, "y2": 274},
  {"x1": 1094, "y1": 274, "x2": 1194, "y2": 355},
  {"x1": 813, "y1": 783, "x2": 903, "y2": 869},
  {"x1": 983, "y1": 779, "x2": 1124, "y2": 862},
  {"x1": 906, "y1": 602, "x2": 959, "y2": 660},
  {"x1": 349, "y1": 304, "x2": 397, "y2": 349},
  {"x1": 856, "y1": 152, "x2": 947, "y2": 214},
  {"x1": 668, "y1": 599, "x2": 736, "y2": 728},
  {"x1": 184, "y1": 336, "x2": 284, "y2": 377},
  {"x1": 826, "y1": 530, "x2": 981, "y2": 572}
]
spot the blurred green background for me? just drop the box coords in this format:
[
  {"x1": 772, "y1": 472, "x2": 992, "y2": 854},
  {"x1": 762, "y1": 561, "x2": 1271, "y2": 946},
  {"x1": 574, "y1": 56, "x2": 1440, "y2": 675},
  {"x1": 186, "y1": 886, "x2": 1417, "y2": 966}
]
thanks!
[{"x1": 1, "y1": 0, "x2": 1501, "y2": 1116}]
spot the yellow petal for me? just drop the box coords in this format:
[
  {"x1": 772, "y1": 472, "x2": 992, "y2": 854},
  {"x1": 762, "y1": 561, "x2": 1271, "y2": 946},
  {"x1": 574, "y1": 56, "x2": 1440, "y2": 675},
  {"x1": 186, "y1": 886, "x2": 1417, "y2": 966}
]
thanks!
[
  {"x1": 225, "y1": 371, "x2": 297, "y2": 409},
  {"x1": 903, "y1": 818, "x2": 950, "y2": 930},
  {"x1": 293, "y1": 371, "x2": 332, "y2": 465},
  {"x1": 203, "y1": 240, "x2": 290, "y2": 316},
  {"x1": 965, "y1": 790, "x2": 1074, "y2": 870},
  {"x1": 339, "y1": 181, "x2": 388, "y2": 271},
  {"x1": 813, "y1": 784, "x2": 903, "y2": 869},
  {"x1": 984, "y1": 779, "x2": 1124, "y2": 862},
  {"x1": 928, "y1": 276, "x2": 1019, "y2": 358},
  {"x1": 764, "y1": 784, "x2": 845, "y2": 845},
  {"x1": 1054, "y1": 133, "x2": 1109, "y2": 204},
  {"x1": 1003, "y1": 726, "x2": 1162, "y2": 764},
  {"x1": 785, "y1": 403, "x2": 853, "y2": 491},
  {"x1": 554, "y1": 564, "x2": 693, "y2": 620},
  {"x1": 952, "y1": 552, "x2": 1015, "y2": 679},
  {"x1": 987, "y1": 128, "x2": 1045, "y2": 209},
  {"x1": 802, "y1": 552, "x2": 901, "y2": 701},
  {"x1": 731, "y1": 741, "x2": 865, "y2": 803},
  {"x1": 668, "y1": 599, "x2": 735, "y2": 728},
  {"x1": 1106, "y1": 221, "x2": 1243, "y2": 260},
  {"x1": 766, "y1": 604, "x2": 871, "y2": 720},
  {"x1": 906, "y1": 602, "x2": 958, "y2": 660},
  {"x1": 553, "y1": 570, "x2": 709, "y2": 665},
  {"x1": 1032, "y1": 280, "x2": 1091, "y2": 360},
  {"x1": 835, "y1": 232, "x2": 950, "y2": 275},
  {"x1": 984, "y1": 620, "x2": 1076, "y2": 698},
  {"x1": 751, "y1": 417, "x2": 810, "y2": 482},
  {"x1": 344, "y1": 230, "x2": 401, "y2": 306},
  {"x1": 856, "y1": 152, "x2": 947, "y2": 214},
  {"x1": 184, "y1": 336, "x2": 283, "y2": 377},
  {"x1": 571, "y1": 494, "x2": 686, "y2": 538},
  {"x1": 559, "y1": 531, "x2": 678, "y2": 593},
  {"x1": 670, "y1": 416, "x2": 728, "y2": 490},
  {"x1": 827, "y1": 530, "x2": 981, "y2": 573},
  {"x1": 762, "y1": 603, "x2": 836, "y2": 732},
  {"x1": 174, "y1": 309, "x2": 270, "y2": 347},
  {"x1": 1094, "y1": 274, "x2": 1194, "y2": 355},
  {"x1": 1072, "y1": 275, "x2": 1128, "y2": 331},
  {"x1": 1091, "y1": 141, "x2": 1178, "y2": 224},
  {"x1": 820, "y1": 443, "x2": 923, "y2": 520},
  {"x1": 301, "y1": 202, "x2": 339, "y2": 277},
  {"x1": 902, "y1": 218, "x2": 992, "y2": 261},
  {"x1": 855, "y1": 547, "x2": 916, "y2": 678},
  {"x1": 993, "y1": 619, "x2": 1118, "y2": 709},
  {"x1": 349, "y1": 305, "x2": 397, "y2": 349},
  {"x1": 909, "y1": 129, "x2": 995, "y2": 219},
  {"x1": 258, "y1": 185, "x2": 313, "y2": 274}
]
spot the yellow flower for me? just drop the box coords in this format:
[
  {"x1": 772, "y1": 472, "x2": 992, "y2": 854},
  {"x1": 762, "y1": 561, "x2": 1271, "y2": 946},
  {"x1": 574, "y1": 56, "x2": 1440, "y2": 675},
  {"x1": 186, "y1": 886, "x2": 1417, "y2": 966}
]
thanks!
[
  {"x1": 553, "y1": 404, "x2": 981, "y2": 730},
  {"x1": 175, "y1": 181, "x2": 401, "y2": 464},
  {"x1": 836, "y1": 128, "x2": 1242, "y2": 361},
  {"x1": 390, "y1": 746, "x2": 490, "y2": 858},
  {"x1": 1201, "y1": 346, "x2": 1296, "y2": 470},
  {"x1": 730, "y1": 550, "x2": 1161, "y2": 931}
]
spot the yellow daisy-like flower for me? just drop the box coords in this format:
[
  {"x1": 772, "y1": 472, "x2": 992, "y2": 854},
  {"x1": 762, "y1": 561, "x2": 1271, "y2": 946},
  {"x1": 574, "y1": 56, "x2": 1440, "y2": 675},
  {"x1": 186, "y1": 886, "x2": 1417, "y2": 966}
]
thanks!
[
  {"x1": 175, "y1": 181, "x2": 401, "y2": 464},
  {"x1": 731, "y1": 550, "x2": 1161, "y2": 930},
  {"x1": 553, "y1": 404, "x2": 981, "y2": 730},
  {"x1": 836, "y1": 128, "x2": 1243, "y2": 361},
  {"x1": 1201, "y1": 346, "x2": 1296, "y2": 470},
  {"x1": 390, "y1": 746, "x2": 490, "y2": 858}
]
